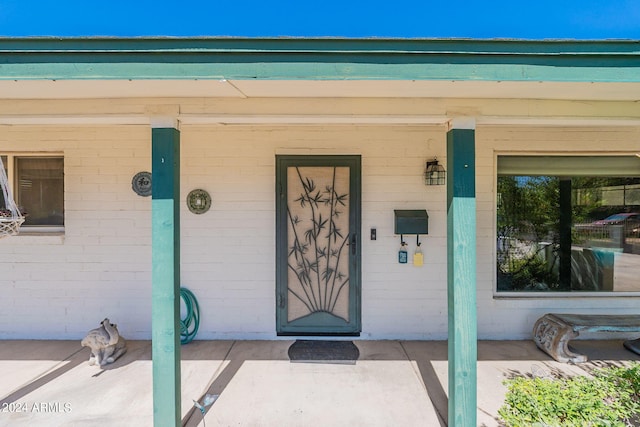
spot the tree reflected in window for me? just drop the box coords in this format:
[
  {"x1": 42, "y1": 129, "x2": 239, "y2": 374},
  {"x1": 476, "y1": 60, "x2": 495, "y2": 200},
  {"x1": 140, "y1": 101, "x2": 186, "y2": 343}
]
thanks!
[{"x1": 497, "y1": 168, "x2": 640, "y2": 292}]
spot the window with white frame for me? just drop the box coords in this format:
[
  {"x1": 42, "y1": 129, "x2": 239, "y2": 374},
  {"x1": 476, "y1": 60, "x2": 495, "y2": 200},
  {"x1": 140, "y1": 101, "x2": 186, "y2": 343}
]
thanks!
[
  {"x1": 497, "y1": 155, "x2": 640, "y2": 293},
  {"x1": 1, "y1": 154, "x2": 64, "y2": 230}
]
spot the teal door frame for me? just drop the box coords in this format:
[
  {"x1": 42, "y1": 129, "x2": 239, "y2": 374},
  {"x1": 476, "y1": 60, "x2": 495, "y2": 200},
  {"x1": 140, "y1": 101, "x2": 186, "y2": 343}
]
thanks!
[{"x1": 276, "y1": 155, "x2": 361, "y2": 335}]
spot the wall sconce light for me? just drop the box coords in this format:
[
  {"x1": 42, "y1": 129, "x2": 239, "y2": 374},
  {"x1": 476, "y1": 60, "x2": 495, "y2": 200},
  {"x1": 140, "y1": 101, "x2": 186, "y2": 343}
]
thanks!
[{"x1": 425, "y1": 158, "x2": 446, "y2": 186}]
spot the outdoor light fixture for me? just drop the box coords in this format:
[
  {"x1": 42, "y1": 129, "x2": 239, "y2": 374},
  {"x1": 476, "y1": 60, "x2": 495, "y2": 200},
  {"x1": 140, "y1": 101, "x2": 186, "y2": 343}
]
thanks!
[{"x1": 425, "y1": 158, "x2": 446, "y2": 186}]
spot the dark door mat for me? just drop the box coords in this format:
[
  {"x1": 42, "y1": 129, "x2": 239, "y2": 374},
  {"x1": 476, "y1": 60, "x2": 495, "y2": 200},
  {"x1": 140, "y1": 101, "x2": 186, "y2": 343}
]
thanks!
[{"x1": 288, "y1": 340, "x2": 360, "y2": 364}]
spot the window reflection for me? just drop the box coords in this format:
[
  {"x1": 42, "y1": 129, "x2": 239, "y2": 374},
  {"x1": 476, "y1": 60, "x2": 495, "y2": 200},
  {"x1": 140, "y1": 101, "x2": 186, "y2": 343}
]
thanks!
[{"x1": 497, "y1": 173, "x2": 640, "y2": 292}]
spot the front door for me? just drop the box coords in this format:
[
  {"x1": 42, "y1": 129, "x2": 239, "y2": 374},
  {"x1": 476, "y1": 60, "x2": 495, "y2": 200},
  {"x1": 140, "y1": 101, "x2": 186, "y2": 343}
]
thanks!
[{"x1": 276, "y1": 155, "x2": 361, "y2": 335}]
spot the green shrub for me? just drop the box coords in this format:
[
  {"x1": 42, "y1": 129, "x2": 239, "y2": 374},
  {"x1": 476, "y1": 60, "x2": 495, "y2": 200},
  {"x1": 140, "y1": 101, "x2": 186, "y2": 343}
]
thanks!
[{"x1": 499, "y1": 363, "x2": 640, "y2": 427}]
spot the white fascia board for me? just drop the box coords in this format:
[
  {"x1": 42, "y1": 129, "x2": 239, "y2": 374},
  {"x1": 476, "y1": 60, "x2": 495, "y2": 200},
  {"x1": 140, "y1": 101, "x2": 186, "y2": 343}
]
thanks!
[
  {"x1": 478, "y1": 116, "x2": 640, "y2": 127},
  {"x1": 0, "y1": 114, "x2": 449, "y2": 126},
  {"x1": 1, "y1": 114, "x2": 639, "y2": 127},
  {"x1": 178, "y1": 114, "x2": 449, "y2": 125},
  {"x1": 0, "y1": 115, "x2": 150, "y2": 125}
]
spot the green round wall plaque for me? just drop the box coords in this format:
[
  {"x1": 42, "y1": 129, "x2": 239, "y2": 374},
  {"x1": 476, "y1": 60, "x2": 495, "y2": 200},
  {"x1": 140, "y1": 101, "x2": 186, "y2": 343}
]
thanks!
[{"x1": 187, "y1": 189, "x2": 211, "y2": 214}]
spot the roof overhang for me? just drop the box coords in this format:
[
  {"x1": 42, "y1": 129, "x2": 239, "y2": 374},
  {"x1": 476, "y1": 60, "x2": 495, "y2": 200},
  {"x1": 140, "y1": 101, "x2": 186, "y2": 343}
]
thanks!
[{"x1": 0, "y1": 37, "x2": 639, "y2": 102}]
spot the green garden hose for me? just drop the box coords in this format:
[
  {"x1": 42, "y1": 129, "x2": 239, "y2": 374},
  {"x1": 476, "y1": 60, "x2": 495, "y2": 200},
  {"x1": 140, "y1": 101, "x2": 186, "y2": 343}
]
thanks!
[{"x1": 180, "y1": 287, "x2": 200, "y2": 344}]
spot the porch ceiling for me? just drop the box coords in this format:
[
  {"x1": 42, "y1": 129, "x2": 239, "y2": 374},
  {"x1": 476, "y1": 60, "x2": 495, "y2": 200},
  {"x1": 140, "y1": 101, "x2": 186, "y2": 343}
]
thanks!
[{"x1": 0, "y1": 79, "x2": 639, "y2": 101}]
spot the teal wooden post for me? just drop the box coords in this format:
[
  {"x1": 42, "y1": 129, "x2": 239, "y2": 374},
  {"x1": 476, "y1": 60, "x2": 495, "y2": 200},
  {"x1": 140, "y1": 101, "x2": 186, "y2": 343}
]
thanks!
[
  {"x1": 152, "y1": 127, "x2": 181, "y2": 427},
  {"x1": 447, "y1": 123, "x2": 477, "y2": 427}
]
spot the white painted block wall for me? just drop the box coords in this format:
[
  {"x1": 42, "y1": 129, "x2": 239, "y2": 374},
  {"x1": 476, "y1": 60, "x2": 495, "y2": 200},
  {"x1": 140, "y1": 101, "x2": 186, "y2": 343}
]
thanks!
[
  {"x1": 1, "y1": 123, "x2": 639, "y2": 340},
  {"x1": 0, "y1": 125, "x2": 153, "y2": 339},
  {"x1": 476, "y1": 125, "x2": 640, "y2": 339},
  {"x1": 179, "y1": 125, "x2": 449, "y2": 340}
]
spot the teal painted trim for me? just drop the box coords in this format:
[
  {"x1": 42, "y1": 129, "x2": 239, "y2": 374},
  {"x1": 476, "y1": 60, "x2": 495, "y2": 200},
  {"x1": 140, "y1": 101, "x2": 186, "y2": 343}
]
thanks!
[
  {"x1": 3, "y1": 62, "x2": 640, "y2": 82},
  {"x1": 151, "y1": 128, "x2": 181, "y2": 427},
  {"x1": 0, "y1": 38, "x2": 639, "y2": 82},
  {"x1": 1, "y1": 37, "x2": 639, "y2": 55},
  {"x1": 152, "y1": 128, "x2": 180, "y2": 199},
  {"x1": 447, "y1": 129, "x2": 477, "y2": 427}
]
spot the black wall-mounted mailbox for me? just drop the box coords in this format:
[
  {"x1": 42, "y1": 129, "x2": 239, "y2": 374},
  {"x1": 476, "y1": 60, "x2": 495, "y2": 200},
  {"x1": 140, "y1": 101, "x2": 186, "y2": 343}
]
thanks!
[{"x1": 394, "y1": 210, "x2": 428, "y2": 235}]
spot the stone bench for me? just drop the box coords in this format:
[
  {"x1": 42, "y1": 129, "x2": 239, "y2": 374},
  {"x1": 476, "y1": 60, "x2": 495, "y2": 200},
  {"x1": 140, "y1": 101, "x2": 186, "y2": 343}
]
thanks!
[{"x1": 533, "y1": 313, "x2": 640, "y2": 363}]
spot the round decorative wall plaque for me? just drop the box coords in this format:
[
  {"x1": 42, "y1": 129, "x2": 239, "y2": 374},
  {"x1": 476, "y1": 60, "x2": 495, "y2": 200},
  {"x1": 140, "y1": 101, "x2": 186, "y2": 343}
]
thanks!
[
  {"x1": 187, "y1": 189, "x2": 212, "y2": 214},
  {"x1": 132, "y1": 171, "x2": 152, "y2": 197}
]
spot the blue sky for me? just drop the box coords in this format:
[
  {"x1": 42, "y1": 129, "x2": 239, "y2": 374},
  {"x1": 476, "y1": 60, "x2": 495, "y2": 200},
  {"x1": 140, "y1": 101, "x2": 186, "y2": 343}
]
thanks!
[{"x1": 1, "y1": 0, "x2": 639, "y2": 39}]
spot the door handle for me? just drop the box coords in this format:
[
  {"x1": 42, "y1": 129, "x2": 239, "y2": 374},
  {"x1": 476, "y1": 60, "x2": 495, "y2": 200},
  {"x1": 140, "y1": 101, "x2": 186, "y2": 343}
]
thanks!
[
  {"x1": 278, "y1": 293, "x2": 285, "y2": 309},
  {"x1": 351, "y1": 233, "x2": 357, "y2": 255}
]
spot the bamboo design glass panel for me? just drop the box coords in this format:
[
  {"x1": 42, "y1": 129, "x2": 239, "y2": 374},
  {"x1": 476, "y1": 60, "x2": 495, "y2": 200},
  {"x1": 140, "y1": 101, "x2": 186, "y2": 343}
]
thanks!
[{"x1": 287, "y1": 166, "x2": 350, "y2": 322}]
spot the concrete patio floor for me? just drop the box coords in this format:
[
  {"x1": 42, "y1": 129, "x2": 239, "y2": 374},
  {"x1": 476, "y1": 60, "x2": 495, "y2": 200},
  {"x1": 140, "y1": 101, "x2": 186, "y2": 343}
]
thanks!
[{"x1": 1, "y1": 339, "x2": 639, "y2": 426}]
